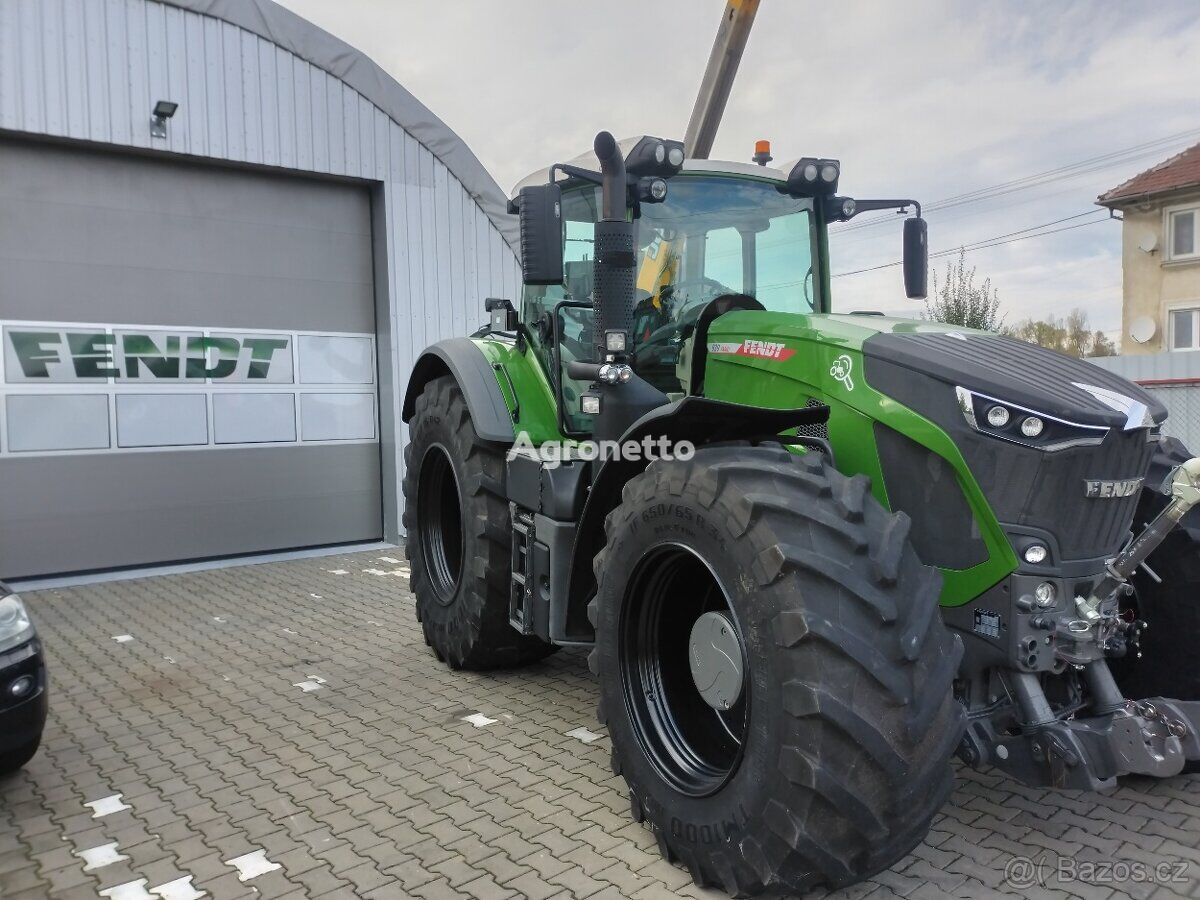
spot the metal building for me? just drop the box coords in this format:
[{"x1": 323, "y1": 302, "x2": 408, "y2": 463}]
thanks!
[
  {"x1": 1091, "y1": 352, "x2": 1200, "y2": 452},
  {"x1": 0, "y1": 0, "x2": 518, "y2": 579}
]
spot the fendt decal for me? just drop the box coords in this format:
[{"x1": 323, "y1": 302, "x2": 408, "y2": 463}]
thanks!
[
  {"x1": 1084, "y1": 477, "x2": 1144, "y2": 499},
  {"x1": 706, "y1": 339, "x2": 796, "y2": 361},
  {"x1": 5, "y1": 329, "x2": 288, "y2": 381}
]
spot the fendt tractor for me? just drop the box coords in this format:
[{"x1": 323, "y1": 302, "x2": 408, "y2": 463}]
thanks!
[{"x1": 400, "y1": 130, "x2": 1200, "y2": 895}]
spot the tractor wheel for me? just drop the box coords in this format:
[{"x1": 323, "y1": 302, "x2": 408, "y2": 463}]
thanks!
[
  {"x1": 588, "y1": 445, "x2": 964, "y2": 896},
  {"x1": 1111, "y1": 436, "x2": 1200, "y2": 701},
  {"x1": 403, "y1": 376, "x2": 555, "y2": 670}
]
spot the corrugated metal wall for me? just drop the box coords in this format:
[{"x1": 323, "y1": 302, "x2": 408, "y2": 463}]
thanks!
[
  {"x1": 1090, "y1": 351, "x2": 1200, "y2": 451},
  {"x1": 0, "y1": 0, "x2": 520, "y2": 541}
]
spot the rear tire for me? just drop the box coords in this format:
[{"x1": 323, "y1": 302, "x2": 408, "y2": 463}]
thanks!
[
  {"x1": 589, "y1": 445, "x2": 964, "y2": 896},
  {"x1": 403, "y1": 376, "x2": 555, "y2": 670},
  {"x1": 1111, "y1": 436, "x2": 1200, "y2": 700}
]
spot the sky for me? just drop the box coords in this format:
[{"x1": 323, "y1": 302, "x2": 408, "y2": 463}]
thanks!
[{"x1": 275, "y1": 0, "x2": 1200, "y2": 335}]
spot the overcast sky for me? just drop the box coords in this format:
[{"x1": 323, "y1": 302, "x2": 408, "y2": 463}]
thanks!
[{"x1": 276, "y1": 0, "x2": 1200, "y2": 334}]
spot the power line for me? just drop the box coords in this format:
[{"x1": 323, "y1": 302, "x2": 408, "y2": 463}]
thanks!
[
  {"x1": 832, "y1": 210, "x2": 1108, "y2": 279},
  {"x1": 832, "y1": 127, "x2": 1200, "y2": 236}
]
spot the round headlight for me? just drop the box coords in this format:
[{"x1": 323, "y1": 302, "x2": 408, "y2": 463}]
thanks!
[
  {"x1": 803, "y1": 163, "x2": 818, "y2": 182},
  {"x1": 1021, "y1": 417, "x2": 1044, "y2": 438},
  {"x1": 667, "y1": 146, "x2": 684, "y2": 167},
  {"x1": 8, "y1": 675, "x2": 33, "y2": 699},
  {"x1": 841, "y1": 198, "x2": 857, "y2": 217},
  {"x1": 820, "y1": 163, "x2": 839, "y2": 183},
  {"x1": 1024, "y1": 544, "x2": 1048, "y2": 565},
  {"x1": 654, "y1": 142, "x2": 666, "y2": 164},
  {"x1": 1034, "y1": 581, "x2": 1057, "y2": 608},
  {"x1": 648, "y1": 178, "x2": 668, "y2": 201},
  {"x1": 986, "y1": 405, "x2": 1010, "y2": 428}
]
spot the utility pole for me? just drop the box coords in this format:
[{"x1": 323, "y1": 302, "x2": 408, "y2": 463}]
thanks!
[{"x1": 683, "y1": 0, "x2": 762, "y2": 160}]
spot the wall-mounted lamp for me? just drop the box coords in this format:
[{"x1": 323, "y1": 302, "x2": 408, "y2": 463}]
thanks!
[{"x1": 150, "y1": 100, "x2": 178, "y2": 139}]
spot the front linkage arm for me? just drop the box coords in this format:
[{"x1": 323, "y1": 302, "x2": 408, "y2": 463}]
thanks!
[{"x1": 964, "y1": 457, "x2": 1200, "y2": 790}]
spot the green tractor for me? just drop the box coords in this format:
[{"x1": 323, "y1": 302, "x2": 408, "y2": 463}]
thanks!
[{"x1": 401, "y1": 131, "x2": 1200, "y2": 896}]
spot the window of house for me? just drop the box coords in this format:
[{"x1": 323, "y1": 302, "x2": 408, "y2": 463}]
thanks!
[
  {"x1": 1170, "y1": 308, "x2": 1200, "y2": 350},
  {"x1": 1168, "y1": 206, "x2": 1198, "y2": 261}
]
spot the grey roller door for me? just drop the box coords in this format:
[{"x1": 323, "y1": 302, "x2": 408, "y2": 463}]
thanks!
[{"x1": 0, "y1": 139, "x2": 382, "y2": 578}]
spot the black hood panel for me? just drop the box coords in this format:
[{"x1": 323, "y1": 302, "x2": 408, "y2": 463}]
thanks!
[{"x1": 864, "y1": 332, "x2": 1166, "y2": 428}]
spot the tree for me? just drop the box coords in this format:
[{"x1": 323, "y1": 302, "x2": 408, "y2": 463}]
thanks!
[
  {"x1": 1008, "y1": 308, "x2": 1116, "y2": 358},
  {"x1": 924, "y1": 249, "x2": 1005, "y2": 332}
]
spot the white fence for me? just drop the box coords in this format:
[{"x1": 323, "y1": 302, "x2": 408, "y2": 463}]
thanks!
[{"x1": 1090, "y1": 351, "x2": 1200, "y2": 451}]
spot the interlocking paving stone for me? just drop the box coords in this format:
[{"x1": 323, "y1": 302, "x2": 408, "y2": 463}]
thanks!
[{"x1": 0, "y1": 548, "x2": 1196, "y2": 898}]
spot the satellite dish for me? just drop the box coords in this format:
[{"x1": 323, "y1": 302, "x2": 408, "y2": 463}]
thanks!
[
  {"x1": 1130, "y1": 315, "x2": 1157, "y2": 344},
  {"x1": 1138, "y1": 232, "x2": 1158, "y2": 254}
]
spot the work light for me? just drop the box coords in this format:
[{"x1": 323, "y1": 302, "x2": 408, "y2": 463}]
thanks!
[{"x1": 786, "y1": 157, "x2": 840, "y2": 196}]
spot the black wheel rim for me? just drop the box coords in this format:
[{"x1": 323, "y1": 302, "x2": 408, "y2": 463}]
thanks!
[
  {"x1": 416, "y1": 444, "x2": 464, "y2": 605},
  {"x1": 619, "y1": 543, "x2": 749, "y2": 797}
]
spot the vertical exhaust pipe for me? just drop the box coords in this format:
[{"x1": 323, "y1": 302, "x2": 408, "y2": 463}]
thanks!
[{"x1": 591, "y1": 131, "x2": 634, "y2": 365}]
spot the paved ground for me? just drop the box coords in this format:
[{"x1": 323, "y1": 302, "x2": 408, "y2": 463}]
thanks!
[{"x1": 2, "y1": 548, "x2": 1199, "y2": 899}]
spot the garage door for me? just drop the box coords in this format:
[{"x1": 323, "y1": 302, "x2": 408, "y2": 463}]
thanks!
[{"x1": 0, "y1": 140, "x2": 382, "y2": 579}]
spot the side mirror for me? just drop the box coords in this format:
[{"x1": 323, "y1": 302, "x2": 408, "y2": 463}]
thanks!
[
  {"x1": 903, "y1": 217, "x2": 928, "y2": 299},
  {"x1": 518, "y1": 183, "x2": 564, "y2": 285}
]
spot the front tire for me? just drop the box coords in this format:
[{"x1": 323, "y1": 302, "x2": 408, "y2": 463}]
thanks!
[
  {"x1": 403, "y1": 376, "x2": 555, "y2": 670},
  {"x1": 589, "y1": 446, "x2": 964, "y2": 896}
]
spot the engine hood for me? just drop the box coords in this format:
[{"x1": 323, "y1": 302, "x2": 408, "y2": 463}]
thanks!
[{"x1": 862, "y1": 328, "x2": 1166, "y2": 430}]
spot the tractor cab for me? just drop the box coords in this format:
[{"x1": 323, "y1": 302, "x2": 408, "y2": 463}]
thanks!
[{"x1": 511, "y1": 136, "x2": 925, "y2": 433}]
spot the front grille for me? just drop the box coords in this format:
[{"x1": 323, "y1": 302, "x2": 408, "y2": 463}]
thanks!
[{"x1": 965, "y1": 427, "x2": 1153, "y2": 561}]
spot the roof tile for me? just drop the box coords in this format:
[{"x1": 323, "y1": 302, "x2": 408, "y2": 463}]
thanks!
[{"x1": 1098, "y1": 141, "x2": 1200, "y2": 205}]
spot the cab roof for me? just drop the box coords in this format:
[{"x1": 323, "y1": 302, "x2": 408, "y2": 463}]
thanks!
[{"x1": 510, "y1": 135, "x2": 790, "y2": 198}]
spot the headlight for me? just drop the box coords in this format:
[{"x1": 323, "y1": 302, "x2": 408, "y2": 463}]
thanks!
[
  {"x1": 955, "y1": 387, "x2": 1108, "y2": 452},
  {"x1": 0, "y1": 594, "x2": 34, "y2": 653}
]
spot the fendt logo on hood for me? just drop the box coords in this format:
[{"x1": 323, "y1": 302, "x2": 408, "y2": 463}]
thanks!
[
  {"x1": 6, "y1": 329, "x2": 288, "y2": 381},
  {"x1": 707, "y1": 339, "x2": 795, "y2": 361}
]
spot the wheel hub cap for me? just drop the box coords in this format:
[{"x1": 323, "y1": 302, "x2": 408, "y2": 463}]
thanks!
[{"x1": 688, "y1": 611, "x2": 743, "y2": 711}]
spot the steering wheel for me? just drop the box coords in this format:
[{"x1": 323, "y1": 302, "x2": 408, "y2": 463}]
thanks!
[{"x1": 658, "y1": 276, "x2": 732, "y2": 314}]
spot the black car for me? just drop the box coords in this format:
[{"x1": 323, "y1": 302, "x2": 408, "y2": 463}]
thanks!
[{"x1": 0, "y1": 582, "x2": 47, "y2": 775}]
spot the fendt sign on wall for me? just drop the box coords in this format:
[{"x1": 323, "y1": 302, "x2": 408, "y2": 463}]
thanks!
[
  {"x1": 0, "y1": 321, "x2": 378, "y2": 455},
  {"x1": 6, "y1": 330, "x2": 291, "y2": 382}
]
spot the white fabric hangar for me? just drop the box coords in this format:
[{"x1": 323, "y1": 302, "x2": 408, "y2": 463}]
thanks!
[{"x1": 0, "y1": 0, "x2": 518, "y2": 578}]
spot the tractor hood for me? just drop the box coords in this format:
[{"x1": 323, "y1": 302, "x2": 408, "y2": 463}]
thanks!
[{"x1": 860, "y1": 325, "x2": 1166, "y2": 430}]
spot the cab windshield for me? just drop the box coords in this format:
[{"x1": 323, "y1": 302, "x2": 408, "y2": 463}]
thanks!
[
  {"x1": 522, "y1": 173, "x2": 817, "y2": 430},
  {"x1": 633, "y1": 174, "x2": 819, "y2": 320}
]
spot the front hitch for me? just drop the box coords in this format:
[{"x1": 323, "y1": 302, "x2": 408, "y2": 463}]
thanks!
[
  {"x1": 1077, "y1": 456, "x2": 1200, "y2": 624},
  {"x1": 961, "y1": 688, "x2": 1200, "y2": 790}
]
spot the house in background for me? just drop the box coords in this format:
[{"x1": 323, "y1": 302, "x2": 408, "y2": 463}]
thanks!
[{"x1": 1097, "y1": 142, "x2": 1200, "y2": 355}]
